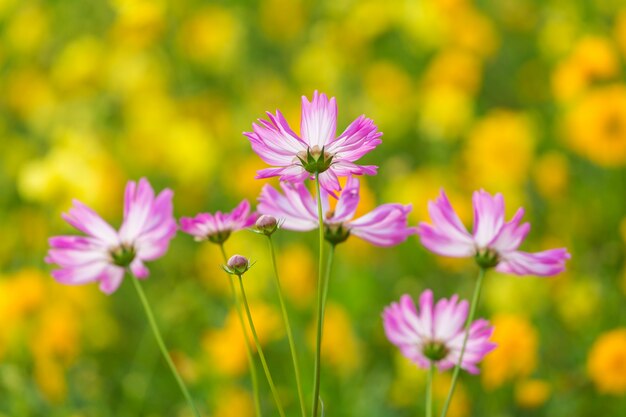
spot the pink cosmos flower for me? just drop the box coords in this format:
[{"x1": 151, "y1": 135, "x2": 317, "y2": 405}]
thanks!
[
  {"x1": 383, "y1": 290, "x2": 496, "y2": 374},
  {"x1": 417, "y1": 189, "x2": 571, "y2": 276},
  {"x1": 179, "y1": 200, "x2": 257, "y2": 244},
  {"x1": 244, "y1": 91, "x2": 382, "y2": 195},
  {"x1": 257, "y1": 176, "x2": 416, "y2": 246},
  {"x1": 46, "y1": 178, "x2": 177, "y2": 294}
]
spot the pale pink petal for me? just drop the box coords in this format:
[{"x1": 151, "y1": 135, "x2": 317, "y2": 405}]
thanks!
[
  {"x1": 326, "y1": 115, "x2": 382, "y2": 160},
  {"x1": 51, "y1": 261, "x2": 110, "y2": 285},
  {"x1": 496, "y1": 248, "x2": 571, "y2": 276},
  {"x1": 98, "y1": 266, "x2": 126, "y2": 295},
  {"x1": 349, "y1": 203, "x2": 417, "y2": 247},
  {"x1": 245, "y1": 110, "x2": 307, "y2": 165},
  {"x1": 130, "y1": 258, "x2": 149, "y2": 279},
  {"x1": 62, "y1": 200, "x2": 119, "y2": 246},
  {"x1": 318, "y1": 169, "x2": 341, "y2": 197},
  {"x1": 489, "y1": 208, "x2": 530, "y2": 253},
  {"x1": 119, "y1": 178, "x2": 156, "y2": 243},
  {"x1": 433, "y1": 295, "x2": 468, "y2": 341},
  {"x1": 472, "y1": 190, "x2": 505, "y2": 248},
  {"x1": 257, "y1": 183, "x2": 318, "y2": 231},
  {"x1": 329, "y1": 176, "x2": 360, "y2": 223},
  {"x1": 300, "y1": 91, "x2": 337, "y2": 147}
]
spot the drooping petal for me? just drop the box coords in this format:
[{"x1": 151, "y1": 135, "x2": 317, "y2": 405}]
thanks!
[
  {"x1": 98, "y1": 265, "x2": 126, "y2": 295},
  {"x1": 257, "y1": 183, "x2": 318, "y2": 231},
  {"x1": 330, "y1": 176, "x2": 360, "y2": 223},
  {"x1": 317, "y1": 169, "x2": 341, "y2": 197},
  {"x1": 300, "y1": 91, "x2": 337, "y2": 147},
  {"x1": 349, "y1": 203, "x2": 417, "y2": 247},
  {"x1": 417, "y1": 190, "x2": 475, "y2": 257},
  {"x1": 488, "y1": 208, "x2": 530, "y2": 253},
  {"x1": 472, "y1": 190, "x2": 505, "y2": 248},
  {"x1": 496, "y1": 248, "x2": 571, "y2": 276},
  {"x1": 130, "y1": 258, "x2": 149, "y2": 279},
  {"x1": 62, "y1": 200, "x2": 119, "y2": 246},
  {"x1": 329, "y1": 160, "x2": 378, "y2": 177}
]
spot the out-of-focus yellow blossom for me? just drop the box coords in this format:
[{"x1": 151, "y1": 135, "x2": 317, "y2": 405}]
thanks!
[
  {"x1": 106, "y1": 49, "x2": 168, "y2": 96},
  {"x1": 363, "y1": 61, "x2": 414, "y2": 133},
  {"x1": 482, "y1": 314, "x2": 538, "y2": 390},
  {"x1": 309, "y1": 303, "x2": 361, "y2": 377},
  {"x1": 564, "y1": 85, "x2": 626, "y2": 167},
  {"x1": 109, "y1": 0, "x2": 166, "y2": 49},
  {"x1": 0, "y1": 269, "x2": 45, "y2": 323},
  {"x1": 292, "y1": 38, "x2": 344, "y2": 92},
  {"x1": 260, "y1": 0, "x2": 305, "y2": 42},
  {"x1": 533, "y1": 152, "x2": 570, "y2": 199},
  {"x1": 444, "y1": 7, "x2": 498, "y2": 58},
  {"x1": 177, "y1": 6, "x2": 243, "y2": 72},
  {"x1": 587, "y1": 328, "x2": 626, "y2": 395},
  {"x1": 224, "y1": 156, "x2": 268, "y2": 202},
  {"x1": 554, "y1": 278, "x2": 600, "y2": 329},
  {"x1": 17, "y1": 131, "x2": 123, "y2": 215},
  {"x1": 203, "y1": 303, "x2": 283, "y2": 376},
  {"x1": 4, "y1": 3, "x2": 48, "y2": 55},
  {"x1": 483, "y1": 272, "x2": 550, "y2": 316},
  {"x1": 400, "y1": 1, "x2": 446, "y2": 50},
  {"x1": 538, "y1": 11, "x2": 578, "y2": 58},
  {"x1": 464, "y1": 110, "x2": 535, "y2": 191},
  {"x1": 277, "y1": 243, "x2": 316, "y2": 309},
  {"x1": 552, "y1": 36, "x2": 619, "y2": 102},
  {"x1": 423, "y1": 49, "x2": 482, "y2": 95},
  {"x1": 212, "y1": 386, "x2": 254, "y2": 417},
  {"x1": 342, "y1": 0, "x2": 398, "y2": 47},
  {"x1": 34, "y1": 358, "x2": 68, "y2": 403},
  {"x1": 433, "y1": 372, "x2": 470, "y2": 417},
  {"x1": 51, "y1": 36, "x2": 105, "y2": 95},
  {"x1": 5, "y1": 68, "x2": 56, "y2": 121},
  {"x1": 419, "y1": 86, "x2": 474, "y2": 141},
  {"x1": 514, "y1": 379, "x2": 551, "y2": 409},
  {"x1": 31, "y1": 305, "x2": 80, "y2": 366}
]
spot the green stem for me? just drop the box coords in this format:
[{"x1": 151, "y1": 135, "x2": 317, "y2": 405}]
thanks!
[
  {"x1": 312, "y1": 172, "x2": 325, "y2": 417},
  {"x1": 130, "y1": 277, "x2": 201, "y2": 417},
  {"x1": 219, "y1": 244, "x2": 262, "y2": 417},
  {"x1": 439, "y1": 267, "x2": 487, "y2": 417},
  {"x1": 320, "y1": 245, "x2": 335, "y2": 329},
  {"x1": 426, "y1": 363, "x2": 435, "y2": 417},
  {"x1": 237, "y1": 274, "x2": 287, "y2": 417},
  {"x1": 267, "y1": 236, "x2": 307, "y2": 417}
]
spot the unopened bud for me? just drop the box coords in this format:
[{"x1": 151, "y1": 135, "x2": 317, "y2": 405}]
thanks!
[
  {"x1": 255, "y1": 215, "x2": 279, "y2": 236},
  {"x1": 223, "y1": 254, "x2": 251, "y2": 275}
]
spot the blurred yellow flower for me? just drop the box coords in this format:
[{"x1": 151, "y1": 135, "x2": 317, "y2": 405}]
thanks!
[
  {"x1": 482, "y1": 314, "x2": 538, "y2": 390},
  {"x1": 552, "y1": 36, "x2": 619, "y2": 102},
  {"x1": 5, "y1": 67, "x2": 56, "y2": 121},
  {"x1": 514, "y1": 379, "x2": 551, "y2": 409},
  {"x1": 277, "y1": 243, "x2": 316, "y2": 309},
  {"x1": 309, "y1": 303, "x2": 361, "y2": 377},
  {"x1": 4, "y1": 3, "x2": 48, "y2": 55},
  {"x1": 587, "y1": 328, "x2": 626, "y2": 395},
  {"x1": 260, "y1": 0, "x2": 305, "y2": 42},
  {"x1": 212, "y1": 386, "x2": 255, "y2": 417},
  {"x1": 532, "y1": 152, "x2": 570, "y2": 199},
  {"x1": 109, "y1": 0, "x2": 166, "y2": 49},
  {"x1": 483, "y1": 272, "x2": 550, "y2": 316},
  {"x1": 203, "y1": 303, "x2": 283, "y2": 377},
  {"x1": 177, "y1": 6, "x2": 243, "y2": 72},
  {"x1": 445, "y1": 7, "x2": 498, "y2": 58},
  {"x1": 34, "y1": 358, "x2": 67, "y2": 403},
  {"x1": 51, "y1": 36, "x2": 105, "y2": 95},
  {"x1": 423, "y1": 49, "x2": 483, "y2": 95},
  {"x1": 564, "y1": 84, "x2": 626, "y2": 167},
  {"x1": 292, "y1": 38, "x2": 343, "y2": 92},
  {"x1": 419, "y1": 85, "x2": 474, "y2": 141},
  {"x1": 464, "y1": 110, "x2": 535, "y2": 190}
]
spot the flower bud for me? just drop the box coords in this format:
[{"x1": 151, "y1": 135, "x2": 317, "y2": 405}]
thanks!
[
  {"x1": 255, "y1": 215, "x2": 279, "y2": 236},
  {"x1": 224, "y1": 254, "x2": 251, "y2": 275}
]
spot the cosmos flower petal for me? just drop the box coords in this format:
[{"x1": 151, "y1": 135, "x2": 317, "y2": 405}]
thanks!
[
  {"x1": 98, "y1": 265, "x2": 126, "y2": 295},
  {"x1": 349, "y1": 203, "x2": 417, "y2": 247},
  {"x1": 258, "y1": 183, "x2": 318, "y2": 231},
  {"x1": 496, "y1": 248, "x2": 571, "y2": 276},
  {"x1": 331, "y1": 176, "x2": 361, "y2": 222},
  {"x1": 179, "y1": 199, "x2": 258, "y2": 242},
  {"x1": 300, "y1": 91, "x2": 337, "y2": 147},
  {"x1": 489, "y1": 208, "x2": 530, "y2": 253},
  {"x1": 62, "y1": 200, "x2": 119, "y2": 246},
  {"x1": 472, "y1": 190, "x2": 505, "y2": 248},
  {"x1": 383, "y1": 291, "x2": 495, "y2": 373},
  {"x1": 326, "y1": 115, "x2": 382, "y2": 160}
]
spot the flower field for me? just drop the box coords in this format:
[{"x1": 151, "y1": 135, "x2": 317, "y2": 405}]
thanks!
[{"x1": 0, "y1": 0, "x2": 625, "y2": 416}]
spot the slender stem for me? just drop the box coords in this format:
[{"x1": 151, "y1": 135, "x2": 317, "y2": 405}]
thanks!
[
  {"x1": 130, "y1": 277, "x2": 201, "y2": 417},
  {"x1": 219, "y1": 244, "x2": 262, "y2": 417},
  {"x1": 439, "y1": 267, "x2": 487, "y2": 417},
  {"x1": 311, "y1": 172, "x2": 326, "y2": 417},
  {"x1": 267, "y1": 236, "x2": 307, "y2": 417},
  {"x1": 320, "y1": 245, "x2": 335, "y2": 328},
  {"x1": 237, "y1": 274, "x2": 287, "y2": 417},
  {"x1": 426, "y1": 363, "x2": 435, "y2": 417}
]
